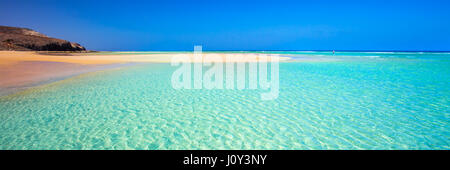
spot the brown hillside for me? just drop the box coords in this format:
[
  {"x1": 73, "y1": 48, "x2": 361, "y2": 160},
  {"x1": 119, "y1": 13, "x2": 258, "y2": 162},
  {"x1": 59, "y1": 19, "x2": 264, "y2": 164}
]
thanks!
[{"x1": 0, "y1": 26, "x2": 86, "y2": 51}]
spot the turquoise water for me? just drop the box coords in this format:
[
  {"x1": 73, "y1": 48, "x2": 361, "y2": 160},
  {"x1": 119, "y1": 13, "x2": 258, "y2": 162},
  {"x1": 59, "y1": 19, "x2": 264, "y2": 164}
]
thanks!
[{"x1": 0, "y1": 51, "x2": 449, "y2": 149}]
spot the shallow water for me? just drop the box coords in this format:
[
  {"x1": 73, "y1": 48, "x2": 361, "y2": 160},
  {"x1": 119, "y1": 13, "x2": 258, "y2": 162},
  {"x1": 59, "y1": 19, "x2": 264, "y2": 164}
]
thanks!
[{"x1": 0, "y1": 52, "x2": 449, "y2": 149}]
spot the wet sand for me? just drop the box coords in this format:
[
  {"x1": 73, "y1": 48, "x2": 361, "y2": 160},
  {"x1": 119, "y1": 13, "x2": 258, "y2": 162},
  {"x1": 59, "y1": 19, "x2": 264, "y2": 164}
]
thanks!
[
  {"x1": 0, "y1": 51, "x2": 129, "y2": 96},
  {"x1": 0, "y1": 60, "x2": 124, "y2": 96}
]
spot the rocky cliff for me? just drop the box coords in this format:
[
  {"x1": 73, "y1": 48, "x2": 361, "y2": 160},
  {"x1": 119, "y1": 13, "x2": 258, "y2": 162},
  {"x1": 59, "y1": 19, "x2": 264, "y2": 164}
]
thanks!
[{"x1": 0, "y1": 26, "x2": 86, "y2": 51}]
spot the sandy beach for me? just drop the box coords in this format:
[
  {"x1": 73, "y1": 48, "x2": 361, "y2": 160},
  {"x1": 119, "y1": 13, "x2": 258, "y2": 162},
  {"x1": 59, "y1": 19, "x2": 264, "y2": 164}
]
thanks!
[
  {"x1": 0, "y1": 51, "x2": 289, "y2": 64},
  {"x1": 0, "y1": 51, "x2": 288, "y2": 96}
]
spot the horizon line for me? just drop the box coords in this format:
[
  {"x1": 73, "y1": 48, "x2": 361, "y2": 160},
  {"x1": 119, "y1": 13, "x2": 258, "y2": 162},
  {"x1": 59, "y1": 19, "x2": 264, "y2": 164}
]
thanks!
[{"x1": 94, "y1": 50, "x2": 450, "y2": 52}]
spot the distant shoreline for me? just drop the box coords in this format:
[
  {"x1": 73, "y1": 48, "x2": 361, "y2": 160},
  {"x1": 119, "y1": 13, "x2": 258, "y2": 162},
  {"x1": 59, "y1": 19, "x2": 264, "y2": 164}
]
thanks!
[{"x1": 1, "y1": 50, "x2": 447, "y2": 97}]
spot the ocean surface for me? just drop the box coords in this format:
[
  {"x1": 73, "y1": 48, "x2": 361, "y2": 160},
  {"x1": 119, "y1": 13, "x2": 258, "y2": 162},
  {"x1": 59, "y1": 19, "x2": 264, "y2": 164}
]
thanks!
[{"x1": 0, "y1": 51, "x2": 449, "y2": 149}]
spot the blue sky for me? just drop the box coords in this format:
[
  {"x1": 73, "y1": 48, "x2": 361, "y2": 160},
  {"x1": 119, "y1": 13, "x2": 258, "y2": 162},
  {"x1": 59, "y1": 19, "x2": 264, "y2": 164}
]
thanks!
[{"x1": 1, "y1": 0, "x2": 449, "y2": 51}]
